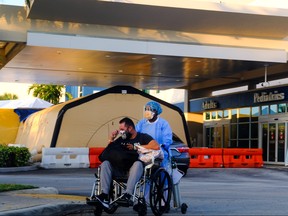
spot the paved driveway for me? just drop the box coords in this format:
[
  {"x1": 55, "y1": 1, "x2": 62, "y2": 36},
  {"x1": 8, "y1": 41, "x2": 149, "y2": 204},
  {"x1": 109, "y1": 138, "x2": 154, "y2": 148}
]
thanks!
[{"x1": 1, "y1": 167, "x2": 288, "y2": 215}]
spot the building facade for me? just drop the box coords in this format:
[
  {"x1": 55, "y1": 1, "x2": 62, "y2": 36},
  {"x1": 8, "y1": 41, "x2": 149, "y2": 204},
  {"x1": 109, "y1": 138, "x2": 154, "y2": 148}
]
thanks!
[{"x1": 190, "y1": 85, "x2": 288, "y2": 165}]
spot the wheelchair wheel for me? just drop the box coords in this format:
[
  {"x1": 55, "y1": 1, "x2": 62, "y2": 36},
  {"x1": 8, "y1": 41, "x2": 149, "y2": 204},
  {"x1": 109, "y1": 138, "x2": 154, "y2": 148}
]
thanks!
[
  {"x1": 93, "y1": 203, "x2": 103, "y2": 216},
  {"x1": 181, "y1": 203, "x2": 188, "y2": 214},
  {"x1": 137, "y1": 197, "x2": 147, "y2": 216},
  {"x1": 103, "y1": 203, "x2": 118, "y2": 214},
  {"x1": 149, "y1": 167, "x2": 172, "y2": 216}
]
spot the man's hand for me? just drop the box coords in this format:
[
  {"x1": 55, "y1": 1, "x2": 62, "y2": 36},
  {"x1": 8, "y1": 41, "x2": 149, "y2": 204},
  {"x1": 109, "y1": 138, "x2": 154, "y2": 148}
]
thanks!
[
  {"x1": 126, "y1": 143, "x2": 134, "y2": 150},
  {"x1": 108, "y1": 130, "x2": 119, "y2": 143}
]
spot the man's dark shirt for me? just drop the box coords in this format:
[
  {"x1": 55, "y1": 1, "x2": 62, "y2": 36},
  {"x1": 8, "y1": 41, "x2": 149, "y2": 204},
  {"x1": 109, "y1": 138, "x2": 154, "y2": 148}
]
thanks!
[{"x1": 99, "y1": 132, "x2": 154, "y2": 170}]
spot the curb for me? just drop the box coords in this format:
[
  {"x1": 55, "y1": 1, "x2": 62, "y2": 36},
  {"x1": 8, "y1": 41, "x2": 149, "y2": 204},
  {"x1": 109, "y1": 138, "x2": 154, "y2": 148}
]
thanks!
[
  {"x1": 0, "y1": 164, "x2": 39, "y2": 173},
  {"x1": 4, "y1": 187, "x2": 59, "y2": 195},
  {"x1": 0, "y1": 203, "x2": 94, "y2": 216}
]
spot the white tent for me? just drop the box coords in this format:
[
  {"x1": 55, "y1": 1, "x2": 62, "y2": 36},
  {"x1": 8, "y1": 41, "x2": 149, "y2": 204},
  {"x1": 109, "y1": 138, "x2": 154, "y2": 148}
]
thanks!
[{"x1": 0, "y1": 98, "x2": 53, "y2": 108}]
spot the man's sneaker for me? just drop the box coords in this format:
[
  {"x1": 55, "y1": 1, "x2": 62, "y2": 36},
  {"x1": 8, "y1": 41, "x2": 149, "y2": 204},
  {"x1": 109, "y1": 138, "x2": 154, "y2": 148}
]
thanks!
[
  {"x1": 95, "y1": 193, "x2": 109, "y2": 208},
  {"x1": 117, "y1": 193, "x2": 133, "y2": 207}
]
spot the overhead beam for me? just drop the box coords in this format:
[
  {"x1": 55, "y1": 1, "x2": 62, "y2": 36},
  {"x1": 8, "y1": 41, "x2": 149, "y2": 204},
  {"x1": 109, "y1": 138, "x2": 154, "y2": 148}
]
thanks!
[
  {"x1": 27, "y1": 32, "x2": 287, "y2": 63},
  {"x1": 189, "y1": 63, "x2": 288, "y2": 92}
]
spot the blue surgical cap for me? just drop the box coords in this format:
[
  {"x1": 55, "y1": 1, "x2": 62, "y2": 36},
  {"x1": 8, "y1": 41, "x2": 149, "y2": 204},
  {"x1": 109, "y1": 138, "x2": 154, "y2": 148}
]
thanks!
[{"x1": 145, "y1": 101, "x2": 162, "y2": 115}]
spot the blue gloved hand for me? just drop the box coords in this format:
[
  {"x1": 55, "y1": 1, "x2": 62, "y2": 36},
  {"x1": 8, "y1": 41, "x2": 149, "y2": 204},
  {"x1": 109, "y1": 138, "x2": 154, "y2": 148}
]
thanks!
[{"x1": 161, "y1": 144, "x2": 169, "y2": 151}]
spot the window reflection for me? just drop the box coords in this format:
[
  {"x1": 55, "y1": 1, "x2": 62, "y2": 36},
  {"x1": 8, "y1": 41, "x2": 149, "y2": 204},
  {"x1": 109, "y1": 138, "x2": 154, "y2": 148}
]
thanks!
[
  {"x1": 278, "y1": 103, "x2": 286, "y2": 113},
  {"x1": 261, "y1": 105, "x2": 269, "y2": 115},
  {"x1": 239, "y1": 107, "x2": 250, "y2": 122},
  {"x1": 223, "y1": 110, "x2": 229, "y2": 118},
  {"x1": 270, "y1": 104, "x2": 277, "y2": 115},
  {"x1": 211, "y1": 111, "x2": 217, "y2": 119},
  {"x1": 217, "y1": 111, "x2": 223, "y2": 119}
]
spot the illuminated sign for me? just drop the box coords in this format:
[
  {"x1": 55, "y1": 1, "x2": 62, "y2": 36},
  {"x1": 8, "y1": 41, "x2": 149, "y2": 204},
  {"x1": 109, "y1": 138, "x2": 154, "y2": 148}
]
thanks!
[
  {"x1": 253, "y1": 91, "x2": 285, "y2": 103},
  {"x1": 202, "y1": 100, "x2": 218, "y2": 110}
]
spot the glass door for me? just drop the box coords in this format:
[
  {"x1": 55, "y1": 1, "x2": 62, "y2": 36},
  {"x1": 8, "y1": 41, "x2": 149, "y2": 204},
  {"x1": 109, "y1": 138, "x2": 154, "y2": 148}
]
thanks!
[
  {"x1": 278, "y1": 123, "x2": 285, "y2": 162},
  {"x1": 204, "y1": 123, "x2": 229, "y2": 148},
  {"x1": 262, "y1": 122, "x2": 286, "y2": 163},
  {"x1": 268, "y1": 123, "x2": 276, "y2": 162}
]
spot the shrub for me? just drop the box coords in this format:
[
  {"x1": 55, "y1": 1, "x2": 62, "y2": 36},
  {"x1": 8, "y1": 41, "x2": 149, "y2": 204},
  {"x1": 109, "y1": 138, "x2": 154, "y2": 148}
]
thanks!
[{"x1": 0, "y1": 145, "x2": 31, "y2": 167}]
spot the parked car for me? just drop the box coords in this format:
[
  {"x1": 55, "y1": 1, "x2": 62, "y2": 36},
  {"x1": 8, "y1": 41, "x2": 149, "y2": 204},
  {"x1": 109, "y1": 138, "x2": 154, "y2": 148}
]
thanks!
[{"x1": 169, "y1": 133, "x2": 190, "y2": 176}]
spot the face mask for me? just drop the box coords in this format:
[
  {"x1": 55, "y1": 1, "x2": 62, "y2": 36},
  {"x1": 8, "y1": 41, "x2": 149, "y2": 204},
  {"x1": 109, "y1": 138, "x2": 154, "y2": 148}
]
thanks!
[
  {"x1": 119, "y1": 130, "x2": 132, "y2": 140},
  {"x1": 144, "y1": 110, "x2": 155, "y2": 120}
]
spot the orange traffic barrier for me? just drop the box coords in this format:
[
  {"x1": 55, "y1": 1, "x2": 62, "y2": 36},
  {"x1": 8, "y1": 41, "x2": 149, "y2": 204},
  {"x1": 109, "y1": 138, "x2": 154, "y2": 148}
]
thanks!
[
  {"x1": 89, "y1": 147, "x2": 105, "y2": 168},
  {"x1": 189, "y1": 148, "x2": 223, "y2": 168},
  {"x1": 222, "y1": 148, "x2": 263, "y2": 168}
]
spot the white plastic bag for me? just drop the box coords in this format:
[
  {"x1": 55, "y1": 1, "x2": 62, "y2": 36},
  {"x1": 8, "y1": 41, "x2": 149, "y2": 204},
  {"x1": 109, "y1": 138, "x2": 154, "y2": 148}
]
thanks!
[
  {"x1": 137, "y1": 146, "x2": 164, "y2": 164},
  {"x1": 172, "y1": 168, "x2": 184, "y2": 184}
]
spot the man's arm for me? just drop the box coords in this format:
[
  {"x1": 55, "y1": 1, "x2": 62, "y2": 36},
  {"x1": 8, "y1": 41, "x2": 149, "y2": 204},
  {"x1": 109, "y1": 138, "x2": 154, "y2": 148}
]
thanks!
[{"x1": 143, "y1": 139, "x2": 160, "y2": 150}]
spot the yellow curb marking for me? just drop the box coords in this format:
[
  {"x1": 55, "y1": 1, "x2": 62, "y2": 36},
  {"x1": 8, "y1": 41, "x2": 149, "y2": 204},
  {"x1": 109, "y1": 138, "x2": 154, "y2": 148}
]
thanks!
[{"x1": 16, "y1": 194, "x2": 86, "y2": 201}]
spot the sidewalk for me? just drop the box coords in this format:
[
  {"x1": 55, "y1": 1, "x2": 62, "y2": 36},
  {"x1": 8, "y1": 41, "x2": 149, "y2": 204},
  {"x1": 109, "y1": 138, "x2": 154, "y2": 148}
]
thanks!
[
  {"x1": 0, "y1": 187, "x2": 94, "y2": 216},
  {"x1": 0, "y1": 165, "x2": 94, "y2": 216}
]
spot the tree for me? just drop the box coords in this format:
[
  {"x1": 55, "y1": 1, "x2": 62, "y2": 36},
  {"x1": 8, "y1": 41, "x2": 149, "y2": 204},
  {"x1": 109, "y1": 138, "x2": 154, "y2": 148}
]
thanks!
[
  {"x1": 28, "y1": 84, "x2": 72, "y2": 105},
  {"x1": 0, "y1": 93, "x2": 18, "y2": 100}
]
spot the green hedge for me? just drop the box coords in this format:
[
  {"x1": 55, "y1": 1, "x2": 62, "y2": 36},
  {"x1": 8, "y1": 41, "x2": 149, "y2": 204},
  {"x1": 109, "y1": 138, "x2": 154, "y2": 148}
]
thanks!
[{"x1": 0, "y1": 145, "x2": 31, "y2": 167}]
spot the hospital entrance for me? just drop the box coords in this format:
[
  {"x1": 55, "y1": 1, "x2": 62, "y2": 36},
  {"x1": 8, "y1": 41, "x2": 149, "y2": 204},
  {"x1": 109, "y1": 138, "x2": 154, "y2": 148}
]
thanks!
[{"x1": 260, "y1": 116, "x2": 287, "y2": 165}]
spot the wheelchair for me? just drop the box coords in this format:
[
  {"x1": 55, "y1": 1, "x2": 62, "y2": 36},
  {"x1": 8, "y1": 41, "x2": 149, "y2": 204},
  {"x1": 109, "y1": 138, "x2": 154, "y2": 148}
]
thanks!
[{"x1": 86, "y1": 156, "x2": 188, "y2": 216}]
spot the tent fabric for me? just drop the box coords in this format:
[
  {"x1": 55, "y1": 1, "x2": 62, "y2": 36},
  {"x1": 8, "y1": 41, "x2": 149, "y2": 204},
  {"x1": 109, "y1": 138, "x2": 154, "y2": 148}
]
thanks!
[
  {"x1": 0, "y1": 109, "x2": 20, "y2": 145},
  {"x1": 0, "y1": 98, "x2": 53, "y2": 109},
  {"x1": 14, "y1": 86, "x2": 190, "y2": 159},
  {"x1": 14, "y1": 109, "x2": 42, "y2": 122},
  {"x1": 0, "y1": 98, "x2": 53, "y2": 145}
]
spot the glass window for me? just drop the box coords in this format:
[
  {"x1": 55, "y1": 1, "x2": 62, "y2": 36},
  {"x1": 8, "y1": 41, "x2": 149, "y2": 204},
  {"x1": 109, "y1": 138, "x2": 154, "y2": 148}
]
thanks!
[
  {"x1": 231, "y1": 109, "x2": 237, "y2": 123},
  {"x1": 230, "y1": 124, "x2": 237, "y2": 139},
  {"x1": 230, "y1": 140, "x2": 237, "y2": 148},
  {"x1": 270, "y1": 104, "x2": 277, "y2": 115},
  {"x1": 278, "y1": 103, "x2": 286, "y2": 113},
  {"x1": 251, "y1": 107, "x2": 259, "y2": 116},
  {"x1": 238, "y1": 123, "x2": 249, "y2": 139},
  {"x1": 238, "y1": 140, "x2": 249, "y2": 148},
  {"x1": 211, "y1": 111, "x2": 217, "y2": 120},
  {"x1": 205, "y1": 112, "x2": 210, "y2": 120},
  {"x1": 261, "y1": 105, "x2": 269, "y2": 115},
  {"x1": 251, "y1": 123, "x2": 258, "y2": 138},
  {"x1": 205, "y1": 127, "x2": 211, "y2": 147},
  {"x1": 250, "y1": 140, "x2": 258, "y2": 148},
  {"x1": 239, "y1": 107, "x2": 250, "y2": 122},
  {"x1": 251, "y1": 106, "x2": 259, "y2": 122},
  {"x1": 223, "y1": 110, "x2": 229, "y2": 118},
  {"x1": 217, "y1": 111, "x2": 223, "y2": 119}
]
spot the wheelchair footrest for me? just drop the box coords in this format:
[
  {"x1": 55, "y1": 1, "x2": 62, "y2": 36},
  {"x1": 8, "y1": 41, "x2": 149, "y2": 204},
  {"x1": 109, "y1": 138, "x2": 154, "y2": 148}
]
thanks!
[
  {"x1": 86, "y1": 197, "x2": 99, "y2": 206},
  {"x1": 116, "y1": 199, "x2": 133, "y2": 207}
]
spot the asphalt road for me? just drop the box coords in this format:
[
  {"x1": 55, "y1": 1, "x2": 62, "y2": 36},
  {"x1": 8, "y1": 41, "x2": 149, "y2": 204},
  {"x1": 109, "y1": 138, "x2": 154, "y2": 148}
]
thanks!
[{"x1": 1, "y1": 167, "x2": 288, "y2": 215}]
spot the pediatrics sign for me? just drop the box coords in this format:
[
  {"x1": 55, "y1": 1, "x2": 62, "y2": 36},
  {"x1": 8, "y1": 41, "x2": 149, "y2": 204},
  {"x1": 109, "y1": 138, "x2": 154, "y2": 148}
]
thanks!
[
  {"x1": 253, "y1": 91, "x2": 285, "y2": 103},
  {"x1": 190, "y1": 86, "x2": 287, "y2": 112}
]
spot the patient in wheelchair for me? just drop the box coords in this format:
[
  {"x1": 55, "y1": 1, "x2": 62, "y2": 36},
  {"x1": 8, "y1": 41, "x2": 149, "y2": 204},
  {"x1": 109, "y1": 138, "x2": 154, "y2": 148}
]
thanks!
[{"x1": 95, "y1": 117, "x2": 160, "y2": 209}]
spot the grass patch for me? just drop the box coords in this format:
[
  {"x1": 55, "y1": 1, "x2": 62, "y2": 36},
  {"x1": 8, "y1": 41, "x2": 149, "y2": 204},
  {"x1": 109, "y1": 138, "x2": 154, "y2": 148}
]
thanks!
[{"x1": 0, "y1": 184, "x2": 38, "y2": 192}]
